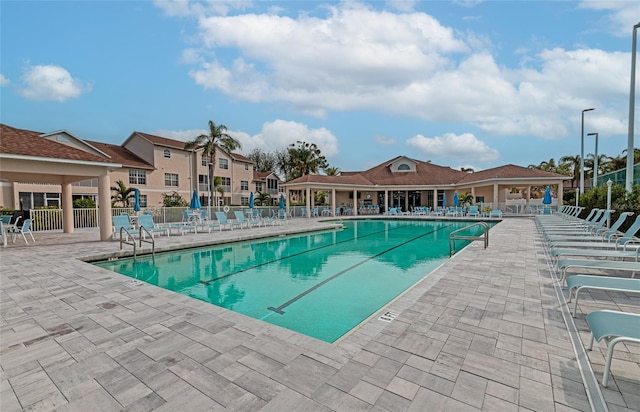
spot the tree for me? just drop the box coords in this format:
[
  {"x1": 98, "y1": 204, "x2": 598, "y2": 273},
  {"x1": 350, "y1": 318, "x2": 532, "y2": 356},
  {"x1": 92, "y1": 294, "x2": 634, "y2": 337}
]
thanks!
[
  {"x1": 559, "y1": 155, "x2": 580, "y2": 188},
  {"x1": 185, "y1": 120, "x2": 241, "y2": 207},
  {"x1": 111, "y1": 180, "x2": 135, "y2": 207},
  {"x1": 288, "y1": 141, "x2": 328, "y2": 180},
  {"x1": 324, "y1": 166, "x2": 341, "y2": 176},
  {"x1": 247, "y1": 148, "x2": 277, "y2": 173},
  {"x1": 255, "y1": 191, "x2": 271, "y2": 206},
  {"x1": 161, "y1": 191, "x2": 188, "y2": 207},
  {"x1": 460, "y1": 167, "x2": 474, "y2": 173}
]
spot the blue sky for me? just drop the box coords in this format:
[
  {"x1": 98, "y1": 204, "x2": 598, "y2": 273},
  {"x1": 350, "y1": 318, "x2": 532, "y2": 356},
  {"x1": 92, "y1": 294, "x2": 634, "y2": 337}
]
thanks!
[{"x1": 1, "y1": 1, "x2": 639, "y2": 173}]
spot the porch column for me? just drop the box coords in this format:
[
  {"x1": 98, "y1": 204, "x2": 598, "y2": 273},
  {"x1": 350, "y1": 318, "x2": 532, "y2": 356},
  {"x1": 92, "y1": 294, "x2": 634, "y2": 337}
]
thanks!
[
  {"x1": 384, "y1": 190, "x2": 388, "y2": 214},
  {"x1": 557, "y1": 183, "x2": 563, "y2": 207},
  {"x1": 404, "y1": 191, "x2": 409, "y2": 212},
  {"x1": 306, "y1": 187, "x2": 311, "y2": 218},
  {"x1": 433, "y1": 189, "x2": 438, "y2": 208},
  {"x1": 61, "y1": 183, "x2": 74, "y2": 234},
  {"x1": 470, "y1": 187, "x2": 476, "y2": 204},
  {"x1": 492, "y1": 183, "x2": 499, "y2": 208},
  {"x1": 353, "y1": 189, "x2": 358, "y2": 216},
  {"x1": 331, "y1": 188, "x2": 336, "y2": 216},
  {"x1": 98, "y1": 173, "x2": 113, "y2": 241},
  {"x1": 285, "y1": 188, "x2": 290, "y2": 216},
  {"x1": 526, "y1": 185, "x2": 531, "y2": 212}
]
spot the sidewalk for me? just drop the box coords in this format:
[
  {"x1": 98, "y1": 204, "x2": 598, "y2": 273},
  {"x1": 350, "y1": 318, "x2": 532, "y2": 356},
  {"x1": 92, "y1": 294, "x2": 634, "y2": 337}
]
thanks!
[{"x1": 1, "y1": 218, "x2": 638, "y2": 411}]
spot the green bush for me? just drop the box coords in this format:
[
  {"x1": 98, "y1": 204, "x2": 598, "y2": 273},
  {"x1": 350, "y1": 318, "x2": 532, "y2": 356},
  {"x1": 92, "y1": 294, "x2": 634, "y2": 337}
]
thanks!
[{"x1": 73, "y1": 198, "x2": 96, "y2": 208}]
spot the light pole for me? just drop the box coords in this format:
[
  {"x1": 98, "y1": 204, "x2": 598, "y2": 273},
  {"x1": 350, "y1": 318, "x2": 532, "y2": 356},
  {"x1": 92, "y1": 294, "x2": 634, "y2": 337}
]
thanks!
[
  {"x1": 587, "y1": 132, "x2": 599, "y2": 188},
  {"x1": 626, "y1": 22, "x2": 640, "y2": 193},
  {"x1": 606, "y1": 179, "x2": 613, "y2": 228},
  {"x1": 580, "y1": 108, "x2": 595, "y2": 195}
]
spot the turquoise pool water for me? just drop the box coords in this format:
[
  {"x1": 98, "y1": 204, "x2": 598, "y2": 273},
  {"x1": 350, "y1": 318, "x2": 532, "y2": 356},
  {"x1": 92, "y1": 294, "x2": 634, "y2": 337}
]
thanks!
[{"x1": 94, "y1": 219, "x2": 491, "y2": 342}]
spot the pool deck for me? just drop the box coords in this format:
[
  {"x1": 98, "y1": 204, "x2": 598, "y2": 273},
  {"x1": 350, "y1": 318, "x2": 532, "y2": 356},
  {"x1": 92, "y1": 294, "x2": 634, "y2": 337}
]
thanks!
[{"x1": 1, "y1": 217, "x2": 639, "y2": 411}]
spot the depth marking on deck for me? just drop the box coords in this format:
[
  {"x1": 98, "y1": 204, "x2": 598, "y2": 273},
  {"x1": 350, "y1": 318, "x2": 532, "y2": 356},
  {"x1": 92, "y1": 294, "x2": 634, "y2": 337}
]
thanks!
[
  {"x1": 378, "y1": 311, "x2": 399, "y2": 322},
  {"x1": 267, "y1": 224, "x2": 453, "y2": 314}
]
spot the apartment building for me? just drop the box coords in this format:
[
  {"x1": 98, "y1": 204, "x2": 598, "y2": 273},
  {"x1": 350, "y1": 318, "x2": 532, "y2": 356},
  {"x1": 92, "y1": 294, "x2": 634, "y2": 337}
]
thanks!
[{"x1": 0, "y1": 124, "x2": 264, "y2": 210}]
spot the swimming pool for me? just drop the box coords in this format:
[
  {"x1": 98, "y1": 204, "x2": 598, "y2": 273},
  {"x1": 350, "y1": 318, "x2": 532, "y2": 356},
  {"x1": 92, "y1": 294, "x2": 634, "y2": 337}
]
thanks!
[{"x1": 95, "y1": 219, "x2": 492, "y2": 342}]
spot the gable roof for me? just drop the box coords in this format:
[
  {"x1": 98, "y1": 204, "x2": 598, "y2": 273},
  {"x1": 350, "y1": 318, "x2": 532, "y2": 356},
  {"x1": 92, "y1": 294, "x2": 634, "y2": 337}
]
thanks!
[
  {"x1": 454, "y1": 164, "x2": 568, "y2": 184},
  {"x1": 128, "y1": 131, "x2": 189, "y2": 150},
  {"x1": 86, "y1": 140, "x2": 155, "y2": 170},
  {"x1": 0, "y1": 124, "x2": 118, "y2": 165}
]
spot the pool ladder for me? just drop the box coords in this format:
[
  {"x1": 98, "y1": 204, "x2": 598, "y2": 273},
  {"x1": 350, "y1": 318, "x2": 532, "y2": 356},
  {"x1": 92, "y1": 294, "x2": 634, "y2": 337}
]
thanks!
[
  {"x1": 119, "y1": 226, "x2": 155, "y2": 260},
  {"x1": 449, "y1": 222, "x2": 489, "y2": 256}
]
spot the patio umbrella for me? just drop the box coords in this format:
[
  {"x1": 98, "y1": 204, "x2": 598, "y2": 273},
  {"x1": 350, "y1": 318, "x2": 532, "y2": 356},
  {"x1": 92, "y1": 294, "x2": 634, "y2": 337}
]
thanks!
[
  {"x1": 249, "y1": 192, "x2": 254, "y2": 209},
  {"x1": 543, "y1": 186, "x2": 552, "y2": 205},
  {"x1": 453, "y1": 192, "x2": 459, "y2": 207},
  {"x1": 133, "y1": 188, "x2": 141, "y2": 212},
  {"x1": 442, "y1": 193, "x2": 446, "y2": 207},
  {"x1": 189, "y1": 189, "x2": 202, "y2": 210},
  {"x1": 279, "y1": 194, "x2": 285, "y2": 209}
]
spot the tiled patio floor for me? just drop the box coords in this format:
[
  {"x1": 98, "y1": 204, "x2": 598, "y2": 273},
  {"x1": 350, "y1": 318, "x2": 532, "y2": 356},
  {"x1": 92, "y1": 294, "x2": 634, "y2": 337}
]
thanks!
[{"x1": 1, "y1": 217, "x2": 638, "y2": 411}]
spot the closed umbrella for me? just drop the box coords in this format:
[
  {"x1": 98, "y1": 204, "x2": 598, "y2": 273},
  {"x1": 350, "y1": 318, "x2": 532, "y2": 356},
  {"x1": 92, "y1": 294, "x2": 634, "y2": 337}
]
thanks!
[
  {"x1": 133, "y1": 188, "x2": 141, "y2": 212},
  {"x1": 453, "y1": 192, "x2": 459, "y2": 206},
  {"x1": 190, "y1": 189, "x2": 202, "y2": 210},
  {"x1": 442, "y1": 193, "x2": 446, "y2": 207},
  {"x1": 249, "y1": 192, "x2": 254, "y2": 209},
  {"x1": 279, "y1": 194, "x2": 285, "y2": 209},
  {"x1": 543, "y1": 186, "x2": 552, "y2": 204}
]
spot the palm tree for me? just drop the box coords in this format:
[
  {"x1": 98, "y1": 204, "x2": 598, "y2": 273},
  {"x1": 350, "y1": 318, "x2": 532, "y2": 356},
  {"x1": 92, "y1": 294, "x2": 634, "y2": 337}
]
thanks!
[
  {"x1": 559, "y1": 155, "x2": 580, "y2": 188},
  {"x1": 255, "y1": 191, "x2": 271, "y2": 206},
  {"x1": 324, "y1": 166, "x2": 341, "y2": 176},
  {"x1": 460, "y1": 167, "x2": 474, "y2": 173},
  {"x1": 110, "y1": 180, "x2": 135, "y2": 207},
  {"x1": 185, "y1": 120, "x2": 241, "y2": 208},
  {"x1": 288, "y1": 141, "x2": 328, "y2": 180}
]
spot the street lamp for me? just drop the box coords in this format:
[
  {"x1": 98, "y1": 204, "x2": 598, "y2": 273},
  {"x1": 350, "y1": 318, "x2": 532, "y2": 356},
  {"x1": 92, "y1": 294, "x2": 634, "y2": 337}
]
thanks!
[
  {"x1": 606, "y1": 179, "x2": 613, "y2": 228},
  {"x1": 587, "y1": 132, "x2": 599, "y2": 187},
  {"x1": 580, "y1": 108, "x2": 595, "y2": 195},
  {"x1": 626, "y1": 22, "x2": 640, "y2": 193}
]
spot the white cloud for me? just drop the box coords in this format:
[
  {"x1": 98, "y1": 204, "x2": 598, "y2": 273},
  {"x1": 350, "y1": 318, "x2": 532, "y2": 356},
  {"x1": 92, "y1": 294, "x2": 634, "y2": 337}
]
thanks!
[
  {"x1": 19, "y1": 64, "x2": 89, "y2": 102},
  {"x1": 155, "y1": 119, "x2": 339, "y2": 157},
  {"x1": 0, "y1": 74, "x2": 9, "y2": 86},
  {"x1": 153, "y1": 0, "x2": 252, "y2": 17},
  {"x1": 375, "y1": 135, "x2": 396, "y2": 145},
  {"x1": 579, "y1": 1, "x2": 640, "y2": 38},
  {"x1": 406, "y1": 132, "x2": 500, "y2": 163},
  {"x1": 165, "y1": 2, "x2": 634, "y2": 143}
]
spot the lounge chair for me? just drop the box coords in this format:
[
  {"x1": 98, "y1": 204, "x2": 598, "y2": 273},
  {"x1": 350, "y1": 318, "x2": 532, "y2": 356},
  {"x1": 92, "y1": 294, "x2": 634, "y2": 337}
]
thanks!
[
  {"x1": 551, "y1": 247, "x2": 640, "y2": 264},
  {"x1": 548, "y1": 214, "x2": 640, "y2": 250},
  {"x1": 137, "y1": 214, "x2": 170, "y2": 238},
  {"x1": 467, "y1": 205, "x2": 480, "y2": 217},
  {"x1": 234, "y1": 211, "x2": 260, "y2": 228},
  {"x1": 585, "y1": 310, "x2": 640, "y2": 387},
  {"x1": 543, "y1": 210, "x2": 612, "y2": 239},
  {"x1": 215, "y1": 211, "x2": 242, "y2": 230},
  {"x1": 557, "y1": 258, "x2": 640, "y2": 283},
  {"x1": 566, "y1": 275, "x2": 640, "y2": 317},
  {"x1": 9, "y1": 218, "x2": 35, "y2": 244},
  {"x1": 490, "y1": 209, "x2": 502, "y2": 218},
  {"x1": 112, "y1": 215, "x2": 135, "y2": 240}
]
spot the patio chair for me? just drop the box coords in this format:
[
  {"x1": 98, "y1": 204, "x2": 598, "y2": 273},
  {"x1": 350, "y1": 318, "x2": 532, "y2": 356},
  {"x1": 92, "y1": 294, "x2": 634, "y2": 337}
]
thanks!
[
  {"x1": 557, "y1": 258, "x2": 640, "y2": 283},
  {"x1": 585, "y1": 310, "x2": 640, "y2": 387},
  {"x1": 490, "y1": 209, "x2": 502, "y2": 218},
  {"x1": 234, "y1": 210, "x2": 260, "y2": 228},
  {"x1": 467, "y1": 205, "x2": 480, "y2": 217},
  {"x1": 112, "y1": 215, "x2": 135, "y2": 240},
  {"x1": 566, "y1": 275, "x2": 640, "y2": 317},
  {"x1": 9, "y1": 218, "x2": 35, "y2": 244},
  {"x1": 137, "y1": 214, "x2": 170, "y2": 239},
  {"x1": 215, "y1": 211, "x2": 242, "y2": 230},
  {"x1": 548, "y1": 214, "x2": 640, "y2": 250}
]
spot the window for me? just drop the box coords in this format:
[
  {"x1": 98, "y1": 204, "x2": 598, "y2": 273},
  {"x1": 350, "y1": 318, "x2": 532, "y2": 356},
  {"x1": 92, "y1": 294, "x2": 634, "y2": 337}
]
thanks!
[
  {"x1": 201, "y1": 155, "x2": 209, "y2": 166},
  {"x1": 163, "y1": 149, "x2": 171, "y2": 158},
  {"x1": 220, "y1": 177, "x2": 231, "y2": 186},
  {"x1": 255, "y1": 182, "x2": 263, "y2": 192},
  {"x1": 397, "y1": 163, "x2": 410, "y2": 171},
  {"x1": 240, "y1": 180, "x2": 248, "y2": 190},
  {"x1": 245, "y1": 164, "x2": 249, "y2": 170},
  {"x1": 198, "y1": 174, "x2": 209, "y2": 192},
  {"x1": 165, "y1": 173, "x2": 179, "y2": 187},
  {"x1": 219, "y1": 158, "x2": 228, "y2": 169},
  {"x1": 241, "y1": 197, "x2": 248, "y2": 206},
  {"x1": 267, "y1": 179, "x2": 278, "y2": 190},
  {"x1": 129, "y1": 169, "x2": 147, "y2": 185},
  {"x1": 139, "y1": 195, "x2": 147, "y2": 208}
]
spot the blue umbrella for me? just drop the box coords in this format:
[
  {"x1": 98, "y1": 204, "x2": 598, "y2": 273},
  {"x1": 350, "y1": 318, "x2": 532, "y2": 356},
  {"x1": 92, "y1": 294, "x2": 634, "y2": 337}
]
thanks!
[
  {"x1": 442, "y1": 192, "x2": 446, "y2": 207},
  {"x1": 133, "y1": 188, "x2": 141, "y2": 212},
  {"x1": 190, "y1": 189, "x2": 202, "y2": 210},
  {"x1": 543, "y1": 186, "x2": 552, "y2": 205},
  {"x1": 279, "y1": 194, "x2": 285, "y2": 209},
  {"x1": 453, "y1": 192, "x2": 459, "y2": 206},
  {"x1": 249, "y1": 192, "x2": 254, "y2": 209}
]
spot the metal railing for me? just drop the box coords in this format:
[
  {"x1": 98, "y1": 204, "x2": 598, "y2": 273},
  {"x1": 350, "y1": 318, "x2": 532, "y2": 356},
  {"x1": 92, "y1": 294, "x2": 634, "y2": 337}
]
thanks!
[{"x1": 449, "y1": 222, "x2": 489, "y2": 256}]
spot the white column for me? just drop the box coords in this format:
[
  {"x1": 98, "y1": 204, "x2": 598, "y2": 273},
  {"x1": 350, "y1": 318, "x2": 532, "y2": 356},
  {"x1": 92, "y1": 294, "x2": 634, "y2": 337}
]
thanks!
[
  {"x1": 353, "y1": 189, "x2": 358, "y2": 216},
  {"x1": 331, "y1": 188, "x2": 336, "y2": 216},
  {"x1": 493, "y1": 183, "x2": 499, "y2": 207},
  {"x1": 306, "y1": 187, "x2": 311, "y2": 218},
  {"x1": 98, "y1": 173, "x2": 113, "y2": 241}
]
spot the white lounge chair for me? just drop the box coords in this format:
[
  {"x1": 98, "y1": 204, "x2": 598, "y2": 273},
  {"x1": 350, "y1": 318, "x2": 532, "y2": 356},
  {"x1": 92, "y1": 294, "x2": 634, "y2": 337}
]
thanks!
[
  {"x1": 137, "y1": 214, "x2": 170, "y2": 238},
  {"x1": 215, "y1": 211, "x2": 242, "y2": 230},
  {"x1": 557, "y1": 259, "x2": 640, "y2": 283},
  {"x1": 585, "y1": 310, "x2": 640, "y2": 387}
]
